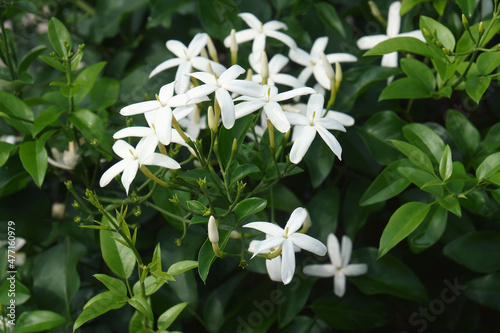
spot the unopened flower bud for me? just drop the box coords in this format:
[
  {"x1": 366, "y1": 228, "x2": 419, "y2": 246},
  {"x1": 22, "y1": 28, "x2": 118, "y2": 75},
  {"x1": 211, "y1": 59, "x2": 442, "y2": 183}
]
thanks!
[
  {"x1": 335, "y1": 62, "x2": 342, "y2": 91},
  {"x1": 422, "y1": 28, "x2": 431, "y2": 38},
  {"x1": 442, "y1": 47, "x2": 451, "y2": 55},
  {"x1": 368, "y1": 1, "x2": 387, "y2": 25},
  {"x1": 230, "y1": 29, "x2": 238, "y2": 65},
  {"x1": 52, "y1": 203, "x2": 66, "y2": 219},
  {"x1": 321, "y1": 52, "x2": 335, "y2": 82},
  {"x1": 232, "y1": 138, "x2": 238, "y2": 152},
  {"x1": 462, "y1": 14, "x2": 469, "y2": 28},
  {"x1": 261, "y1": 51, "x2": 269, "y2": 85},
  {"x1": 478, "y1": 21, "x2": 484, "y2": 35},
  {"x1": 246, "y1": 68, "x2": 253, "y2": 81},
  {"x1": 206, "y1": 36, "x2": 219, "y2": 63},
  {"x1": 435, "y1": 40, "x2": 443, "y2": 48},
  {"x1": 208, "y1": 106, "x2": 217, "y2": 132},
  {"x1": 299, "y1": 209, "x2": 312, "y2": 233},
  {"x1": 208, "y1": 216, "x2": 219, "y2": 243}
]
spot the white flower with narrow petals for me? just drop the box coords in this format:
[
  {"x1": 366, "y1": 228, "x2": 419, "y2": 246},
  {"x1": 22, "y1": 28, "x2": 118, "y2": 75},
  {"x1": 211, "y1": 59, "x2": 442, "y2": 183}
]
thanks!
[
  {"x1": 356, "y1": 1, "x2": 425, "y2": 68},
  {"x1": 303, "y1": 234, "x2": 367, "y2": 297},
  {"x1": 99, "y1": 139, "x2": 180, "y2": 194},
  {"x1": 249, "y1": 53, "x2": 303, "y2": 89},
  {"x1": 235, "y1": 85, "x2": 316, "y2": 133},
  {"x1": 285, "y1": 94, "x2": 348, "y2": 164},
  {"x1": 223, "y1": 13, "x2": 297, "y2": 55},
  {"x1": 187, "y1": 65, "x2": 264, "y2": 129},
  {"x1": 244, "y1": 207, "x2": 327, "y2": 285},
  {"x1": 289, "y1": 37, "x2": 357, "y2": 89},
  {"x1": 149, "y1": 33, "x2": 226, "y2": 93}
]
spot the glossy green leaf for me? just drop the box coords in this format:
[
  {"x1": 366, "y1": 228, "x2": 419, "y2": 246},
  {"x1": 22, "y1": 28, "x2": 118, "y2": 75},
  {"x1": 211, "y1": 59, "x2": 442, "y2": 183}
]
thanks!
[
  {"x1": 16, "y1": 310, "x2": 66, "y2": 333},
  {"x1": 403, "y1": 123, "x2": 445, "y2": 163},
  {"x1": 32, "y1": 105, "x2": 64, "y2": 137},
  {"x1": 0, "y1": 91, "x2": 34, "y2": 134},
  {"x1": 400, "y1": 0, "x2": 431, "y2": 15},
  {"x1": 398, "y1": 166, "x2": 443, "y2": 196},
  {"x1": 476, "y1": 152, "x2": 500, "y2": 179},
  {"x1": 314, "y1": 2, "x2": 345, "y2": 38},
  {"x1": 19, "y1": 140, "x2": 47, "y2": 188},
  {"x1": 0, "y1": 142, "x2": 17, "y2": 168},
  {"x1": 198, "y1": 230, "x2": 231, "y2": 282},
  {"x1": 483, "y1": 122, "x2": 500, "y2": 151},
  {"x1": 408, "y1": 205, "x2": 447, "y2": 253},
  {"x1": 69, "y1": 109, "x2": 111, "y2": 153},
  {"x1": 73, "y1": 61, "x2": 107, "y2": 104},
  {"x1": 391, "y1": 140, "x2": 435, "y2": 174},
  {"x1": 39, "y1": 55, "x2": 65, "y2": 72},
  {"x1": 465, "y1": 75, "x2": 491, "y2": 104},
  {"x1": 360, "y1": 159, "x2": 412, "y2": 206},
  {"x1": 443, "y1": 231, "x2": 500, "y2": 273},
  {"x1": 94, "y1": 274, "x2": 127, "y2": 296},
  {"x1": 351, "y1": 247, "x2": 428, "y2": 302},
  {"x1": 438, "y1": 195, "x2": 461, "y2": 217},
  {"x1": 18, "y1": 45, "x2": 47, "y2": 74},
  {"x1": 466, "y1": 273, "x2": 500, "y2": 311},
  {"x1": 420, "y1": 16, "x2": 455, "y2": 50},
  {"x1": 379, "y1": 77, "x2": 432, "y2": 100},
  {"x1": 229, "y1": 164, "x2": 261, "y2": 185},
  {"x1": 100, "y1": 216, "x2": 136, "y2": 279},
  {"x1": 477, "y1": 51, "x2": 500, "y2": 75},
  {"x1": 439, "y1": 145, "x2": 453, "y2": 181},
  {"x1": 129, "y1": 295, "x2": 154, "y2": 323},
  {"x1": 278, "y1": 278, "x2": 315, "y2": 328},
  {"x1": 48, "y1": 17, "x2": 72, "y2": 58},
  {"x1": 12, "y1": 1, "x2": 37, "y2": 12},
  {"x1": 167, "y1": 260, "x2": 198, "y2": 276},
  {"x1": 379, "y1": 202, "x2": 431, "y2": 258},
  {"x1": 0, "y1": 278, "x2": 31, "y2": 305},
  {"x1": 73, "y1": 291, "x2": 127, "y2": 332},
  {"x1": 364, "y1": 37, "x2": 433, "y2": 57},
  {"x1": 234, "y1": 197, "x2": 267, "y2": 222},
  {"x1": 158, "y1": 302, "x2": 189, "y2": 331},
  {"x1": 456, "y1": 0, "x2": 476, "y2": 17},
  {"x1": 400, "y1": 57, "x2": 436, "y2": 91}
]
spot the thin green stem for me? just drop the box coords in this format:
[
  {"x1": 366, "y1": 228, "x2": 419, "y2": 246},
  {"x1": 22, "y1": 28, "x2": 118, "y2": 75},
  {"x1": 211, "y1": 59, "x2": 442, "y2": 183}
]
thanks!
[{"x1": 0, "y1": 14, "x2": 18, "y2": 81}]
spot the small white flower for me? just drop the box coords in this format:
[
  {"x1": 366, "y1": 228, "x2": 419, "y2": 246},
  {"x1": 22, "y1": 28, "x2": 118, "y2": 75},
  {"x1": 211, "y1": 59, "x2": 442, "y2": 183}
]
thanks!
[
  {"x1": 303, "y1": 233, "x2": 368, "y2": 297},
  {"x1": 244, "y1": 207, "x2": 327, "y2": 285},
  {"x1": 187, "y1": 65, "x2": 264, "y2": 129},
  {"x1": 48, "y1": 141, "x2": 79, "y2": 170},
  {"x1": 0, "y1": 237, "x2": 26, "y2": 267},
  {"x1": 178, "y1": 107, "x2": 206, "y2": 139},
  {"x1": 286, "y1": 94, "x2": 348, "y2": 164},
  {"x1": 99, "y1": 139, "x2": 180, "y2": 194},
  {"x1": 356, "y1": 1, "x2": 425, "y2": 68},
  {"x1": 249, "y1": 53, "x2": 303, "y2": 89},
  {"x1": 235, "y1": 85, "x2": 316, "y2": 133},
  {"x1": 150, "y1": 33, "x2": 226, "y2": 93},
  {"x1": 289, "y1": 37, "x2": 357, "y2": 89},
  {"x1": 223, "y1": 13, "x2": 297, "y2": 55}
]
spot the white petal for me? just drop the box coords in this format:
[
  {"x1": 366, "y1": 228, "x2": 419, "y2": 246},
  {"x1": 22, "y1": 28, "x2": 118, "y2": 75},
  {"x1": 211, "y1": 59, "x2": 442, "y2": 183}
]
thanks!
[
  {"x1": 186, "y1": 84, "x2": 217, "y2": 101},
  {"x1": 174, "y1": 61, "x2": 192, "y2": 94},
  {"x1": 289, "y1": 47, "x2": 311, "y2": 67},
  {"x1": 290, "y1": 233, "x2": 327, "y2": 256},
  {"x1": 307, "y1": 94, "x2": 325, "y2": 119},
  {"x1": 272, "y1": 73, "x2": 304, "y2": 89},
  {"x1": 285, "y1": 207, "x2": 308, "y2": 234},
  {"x1": 289, "y1": 126, "x2": 316, "y2": 164},
  {"x1": 112, "y1": 140, "x2": 135, "y2": 160},
  {"x1": 224, "y1": 29, "x2": 258, "y2": 46},
  {"x1": 381, "y1": 51, "x2": 398, "y2": 68},
  {"x1": 387, "y1": 1, "x2": 401, "y2": 38},
  {"x1": 316, "y1": 125, "x2": 342, "y2": 160},
  {"x1": 158, "y1": 82, "x2": 175, "y2": 102},
  {"x1": 264, "y1": 102, "x2": 290, "y2": 133},
  {"x1": 340, "y1": 235, "x2": 353, "y2": 267},
  {"x1": 154, "y1": 107, "x2": 173, "y2": 145},
  {"x1": 113, "y1": 127, "x2": 152, "y2": 139},
  {"x1": 334, "y1": 271, "x2": 346, "y2": 297},
  {"x1": 303, "y1": 264, "x2": 335, "y2": 277},
  {"x1": 297, "y1": 66, "x2": 314, "y2": 86},
  {"x1": 266, "y1": 30, "x2": 297, "y2": 49},
  {"x1": 266, "y1": 256, "x2": 282, "y2": 282},
  {"x1": 99, "y1": 159, "x2": 128, "y2": 187},
  {"x1": 398, "y1": 30, "x2": 426, "y2": 42},
  {"x1": 121, "y1": 160, "x2": 139, "y2": 195},
  {"x1": 136, "y1": 135, "x2": 159, "y2": 161},
  {"x1": 285, "y1": 113, "x2": 309, "y2": 126},
  {"x1": 356, "y1": 35, "x2": 388, "y2": 50},
  {"x1": 187, "y1": 32, "x2": 208, "y2": 57},
  {"x1": 263, "y1": 20, "x2": 287, "y2": 31},
  {"x1": 243, "y1": 222, "x2": 285, "y2": 237},
  {"x1": 268, "y1": 54, "x2": 289, "y2": 74},
  {"x1": 313, "y1": 64, "x2": 331, "y2": 90},
  {"x1": 325, "y1": 111, "x2": 355, "y2": 127},
  {"x1": 315, "y1": 117, "x2": 346, "y2": 132},
  {"x1": 219, "y1": 65, "x2": 245, "y2": 82},
  {"x1": 166, "y1": 40, "x2": 188, "y2": 59},
  {"x1": 142, "y1": 153, "x2": 181, "y2": 169},
  {"x1": 326, "y1": 53, "x2": 358, "y2": 63},
  {"x1": 189, "y1": 71, "x2": 217, "y2": 85},
  {"x1": 215, "y1": 88, "x2": 235, "y2": 129},
  {"x1": 239, "y1": 13, "x2": 262, "y2": 30},
  {"x1": 310, "y1": 37, "x2": 328, "y2": 59},
  {"x1": 275, "y1": 87, "x2": 316, "y2": 102},
  {"x1": 223, "y1": 80, "x2": 264, "y2": 97},
  {"x1": 149, "y1": 58, "x2": 184, "y2": 78},
  {"x1": 327, "y1": 233, "x2": 342, "y2": 267},
  {"x1": 281, "y1": 239, "x2": 296, "y2": 285},
  {"x1": 343, "y1": 263, "x2": 368, "y2": 276},
  {"x1": 120, "y1": 100, "x2": 160, "y2": 116},
  {"x1": 235, "y1": 100, "x2": 266, "y2": 119},
  {"x1": 252, "y1": 33, "x2": 266, "y2": 55},
  {"x1": 252, "y1": 236, "x2": 285, "y2": 257},
  {"x1": 173, "y1": 105, "x2": 196, "y2": 120}
]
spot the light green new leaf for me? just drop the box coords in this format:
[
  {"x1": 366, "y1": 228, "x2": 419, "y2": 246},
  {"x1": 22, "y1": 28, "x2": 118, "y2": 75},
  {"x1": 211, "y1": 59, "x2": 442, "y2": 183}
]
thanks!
[
  {"x1": 476, "y1": 152, "x2": 500, "y2": 180},
  {"x1": 477, "y1": 51, "x2": 500, "y2": 75},
  {"x1": 420, "y1": 16, "x2": 455, "y2": 50},
  {"x1": 379, "y1": 78, "x2": 432, "y2": 100},
  {"x1": 364, "y1": 37, "x2": 433, "y2": 57},
  {"x1": 445, "y1": 109, "x2": 480, "y2": 156},
  {"x1": 439, "y1": 145, "x2": 453, "y2": 181},
  {"x1": 398, "y1": 166, "x2": 443, "y2": 196},
  {"x1": 16, "y1": 310, "x2": 66, "y2": 333},
  {"x1": 158, "y1": 302, "x2": 189, "y2": 331},
  {"x1": 48, "y1": 17, "x2": 72, "y2": 58},
  {"x1": 129, "y1": 295, "x2": 154, "y2": 323},
  {"x1": 167, "y1": 260, "x2": 198, "y2": 276},
  {"x1": 94, "y1": 274, "x2": 127, "y2": 296},
  {"x1": 391, "y1": 140, "x2": 435, "y2": 174},
  {"x1": 73, "y1": 291, "x2": 127, "y2": 332},
  {"x1": 32, "y1": 105, "x2": 64, "y2": 137},
  {"x1": 19, "y1": 140, "x2": 48, "y2": 188},
  {"x1": 378, "y1": 202, "x2": 431, "y2": 258},
  {"x1": 18, "y1": 45, "x2": 47, "y2": 74},
  {"x1": 438, "y1": 195, "x2": 461, "y2": 217},
  {"x1": 465, "y1": 75, "x2": 491, "y2": 104},
  {"x1": 100, "y1": 216, "x2": 136, "y2": 279},
  {"x1": 0, "y1": 142, "x2": 17, "y2": 168}
]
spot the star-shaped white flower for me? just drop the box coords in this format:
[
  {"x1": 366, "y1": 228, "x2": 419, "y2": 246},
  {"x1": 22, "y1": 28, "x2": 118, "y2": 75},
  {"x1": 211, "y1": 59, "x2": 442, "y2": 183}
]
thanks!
[
  {"x1": 356, "y1": 1, "x2": 425, "y2": 68},
  {"x1": 248, "y1": 53, "x2": 303, "y2": 89},
  {"x1": 223, "y1": 13, "x2": 297, "y2": 55},
  {"x1": 244, "y1": 207, "x2": 327, "y2": 285},
  {"x1": 235, "y1": 85, "x2": 316, "y2": 133},
  {"x1": 99, "y1": 139, "x2": 180, "y2": 194},
  {"x1": 285, "y1": 94, "x2": 347, "y2": 164},
  {"x1": 149, "y1": 33, "x2": 226, "y2": 93},
  {"x1": 289, "y1": 37, "x2": 357, "y2": 89},
  {"x1": 303, "y1": 233, "x2": 367, "y2": 297},
  {"x1": 187, "y1": 65, "x2": 264, "y2": 129}
]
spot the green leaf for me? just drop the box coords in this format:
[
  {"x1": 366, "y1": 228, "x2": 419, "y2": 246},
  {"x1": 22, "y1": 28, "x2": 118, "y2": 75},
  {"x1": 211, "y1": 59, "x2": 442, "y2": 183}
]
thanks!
[
  {"x1": 433, "y1": 0, "x2": 447, "y2": 15},
  {"x1": 0, "y1": 91, "x2": 34, "y2": 134},
  {"x1": 100, "y1": 216, "x2": 136, "y2": 279},
  {"x1": 391, "y1": 140, "x2": 435, "y2": 174},
  {"x1": 198, "y1": 230, "x2": 231, "y2": 282},
  {"x1": 439, "y1": 145, "x2": 453, "y2": 181},
  {"x1": 476, "y1": 51, "x2": 500, "y2": 75},
  {"x1": 403, "y1": 123, "x2": 445, "y2": 163},
  {"x1": 456, "y1": 0, "x2": 476, "y2": 17},
  {"x1": 304, "y1": 136, "x2": 335, "y2": 188},
  {"x1": 19, "y1": 140, "x2": 47, "y2": 188},
  {"x1": 69, "y1": 109, "x2": 111, "y2": 153},
  {"x1": 32, "y1": 105, "x2": 64, "y2": 137},
  {"x1": 0, "y1": 278, "x2": 31, "y2": 305},
  {"x1": 465, "y1": 75, "x2": 491, "y2": 104},
  {"x1": 39, "y1": 55, "x2": 65, "y2": 72},
  {"x1": 360, "y1": 159, "x2": 412, "y2": 206},
  {"x1": 18, "y1": 45, "x2": 47, "y2": 74},
  {"x1": 476, "y1": 151, "x2": 500, "y2": 179},
  {"x1": 379, "y1": 77, "x2": 432, "y2": 100},
  {"x1": 278, "y1": 278, "x2": 315, "y2": 328},
  {"x1": 73, "y1": 291, "x2": 127, "y2": 332},
  {"x1": 12, "y1": 1, "x2": 37, "y2": 12},
  {"x1": 314, "y1": 2, "x2": 345, "y2": 38},
  {"x1": 364, "y1": 37, "x2": 433, "y2": 58},
  {"x1": 16, "y1": 310, "x2": 66, "y2": 333},
  {"x1": 351, "y1": 247, "x2": 428, "y2": 302},
  {"x1": 438, "y1": 195, "x2": 462, "y2": 217},
  {"x1": 167, "y1": 260, "x2": 198, "y2": 276},
  {"x1": 306, "y1": 185, "x2": 340, "y2": 237},
  {"x1": 229, "y1": 164, "x2": 260, "y2": 185},
  {"x1": 158, "y1": 302, "x2": 189, "y2": 331},
  {"x1": 398, "y1": 166, "x2": 443, "y2": 196},
  {"x1": 401, "y1": 0, "x2": 431, "y2": 15},
  {"x1": 88, "y1": 77, "x2": 120, "y2": 110},
  {"x1": 234, "y1": 197, "x2": 267, "y2": 222},
  {"x1": 48, "y1": 17, "x2": 72, "y2": 58},
  {"x1": 378, "y1": 202, "x2": 431, "y2": 258},
  {"x1": 186, "y1": 200, "x2": 206, "y2": 215},
  {"x1": 466, "y1": 273, "x2": 500, "y2": 311},
  {"x1": 408, "y1": 205, "x2": 447, "y2": 253},
  {"x1": 420, "y1": 16, "x2": 456, "y2": 50},
  {"x1": 0, "y1": 142, "x2": 17, "y2": 168},
  {"x1": 128, "y1": 295, "x2": 154, "y2": 323},
  {"x1": 73, "y1": 62, "x2": 107, "y2": 104},
  {"x1": 93, "y1": 274, "x2": 127, "y2": 296},
  {"x1": 483, "y1": 122, "x2": 500, "y2": 151},
  {"x1": 400, "y1": 57, "x2": 436, "y2": 91},
  {"x1": 443, "y1": 231, "x2": 500, "y2": 273}
]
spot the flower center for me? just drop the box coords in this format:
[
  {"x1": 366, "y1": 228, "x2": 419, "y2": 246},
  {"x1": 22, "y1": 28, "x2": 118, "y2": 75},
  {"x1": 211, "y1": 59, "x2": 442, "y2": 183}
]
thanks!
[
  {"x1": 129, "y1": 149, "x2": 138, "y2": 160},
  {"x1": 310, "y1": 111, "x2": 317, "y2": 126}
]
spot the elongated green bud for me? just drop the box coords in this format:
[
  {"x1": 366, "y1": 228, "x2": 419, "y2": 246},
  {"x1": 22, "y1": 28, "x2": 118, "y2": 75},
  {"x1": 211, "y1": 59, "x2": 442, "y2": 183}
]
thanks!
[
  {"x1": 335, "y1": 62, "x2": 342, "y2": 91},
  {"x1": 478, "y1": 21, "x2": 485, "y2": 36},
  {"x1": 368, "y1": 0, "x2": 387, "y2": 25},
  {"x1": 462, "y1": 14, "x2": 469, "y2": 28},
  {"x1": 321, "y1": 52, "x2": 335, "y2": 81},
  {"x1": 230, "y1": 29, "x2": 238, "y2": 65},
  {"x1": 261, "y1": 51, "x2": 269, "y2": 85},
  {"x1": 206, "y1": 35, "x2": 219, "y2": 63},
  {"x1": 208, "y1": 106, "x2": 217, "y2": 132}
]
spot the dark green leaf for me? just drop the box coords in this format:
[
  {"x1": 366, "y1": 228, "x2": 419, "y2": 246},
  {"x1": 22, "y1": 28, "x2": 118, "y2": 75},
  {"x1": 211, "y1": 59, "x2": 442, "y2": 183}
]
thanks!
[
  {"x1": 364, "y1": 37, "x2": 433, "y2": 57},
  {"x1": 93, "y1": 274, "x2": 127, "y2": 296},
  {"x1": 400, "y1": 0, "x2": 431, "y2": 15},
  {"x1": 483, "y1": 122, "x2": 500, "y2": 151},
  {"x1": 32, "y1": 105, "x2": 64, "y2": 137},
  {"x1": 304, "y1": 136, "x2": 335, "y2": 188},
  {"x1": 229, "y1": 164, "x2": 260, "y2": 185},
  {"x1": 378, "y1": 202, "x2": 431, "y2": 258},
  {"x1": 73, "y1": 62, "x2": 107, "y2": 104},
  {"x1": 18, "y1": 45, "x2": 47, "y2": 74},
  {"x1": 16, "y1": 310, "x2": 66, "y2": 333},
  {"x1": 476, "y1": 151, "x2": 500, "y2": 179},
  {"x1": 465, "y1": 75, "x2": 491, "y2": 104},
  {"x1": 439, "y1": 145, "x2": 453, "y2": 181},
  {"x1": 73, "y1": 291, "x2": 127, "y2": 332},
  {"x1": 12, "y1": 1, "x2": 37, "y2": 12},
  {"x1": 398, "y1": 166, "x2": 443, "y2": 196},
  {"x1": 234, "y1": 197, "x2": 267, "y2": 222},
  {"x1": 306, "y1": 185, "x2": 340, "y2": 236},
  {"x1": 0, "y1": 278, "x2": 31, "y2": 305},
  {"x1": 439, "y1": 195, "x2": 461, "y2": 217},
  {"x1": 476, "y1": 51, "x2": 500, "y2": 75},
  {"x1": 88, "y1": 77, "x2": 120, "y2": 110},
  {"x1": 400, "y1": 57, "x2": 436, "y2": 91},
  {"x1": 0, "y1": 91, "x2": 34, "y2": 134},
  {"x1": 466, "y1": 273, "x2": 500, "y2": 311},
  {"x1": 100, "y1": 216, "x2": 136, "y2": 279},
  {"x1": 391, "y1": 140, "x2": 435, "y2": 174},
  {"x1": 69, "y1": 109, "x2": 112, "y2": 153},
  {"x1": 408, "y1": 205, "x2": 447, "y2": 253},
  {"x1": 0, "y1": 142, "x2": 17, "y2": 168},
  {"x1": 379, "y1": 77, "x2": 432, "y2": 100},
  {"x1": 456, "y1": 0, "x2": 476, "y2": 17},
  {"x1": 278, "y1": 278, "x2": 315, "y2": 328},
  {"x1": 19, "y1": 140, "x2": 47, "y2": 188},
  {"x1": 314, "y1": 2, "x2": 345, "y2": 38},
  {"x1": 158, "y1": 302, "x2": 189, "y2": 331},
  {"x1": 198, "y1": 230, "x2": 231, "y2": 282},
  {"x1": 403, "y1": 123, "x2": 445, "y2": 163},
  {"x1": 48, "y1": 17, "x2": 72, "y2": 58},
  {"x1": 186, "y1": 200, "x2": 206, "y2": 215}
]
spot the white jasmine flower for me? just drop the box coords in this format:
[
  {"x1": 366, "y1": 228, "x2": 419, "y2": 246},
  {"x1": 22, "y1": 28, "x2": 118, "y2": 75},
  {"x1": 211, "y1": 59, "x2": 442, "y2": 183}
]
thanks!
[
  {"x1": 285, "y1": 94, "x2": 347, "y2": 164},
  {"x1": 244, "y1": 207, "x2": 327, "y2": 285},
  {"x1": 48, "y1": 141, "x2": 79, "y2": 170},
  {"x1": 99, "y1": 139, "x2": 180, "y2": 194},
  {"x1": 289, "y1": 37, "x2": 357, "y2": 89},
  {"x1": 304, "y1": 234, "x2": 367, "y2": 297},
  {"x1": 285, "y1": 103, "x2": 355, "y2": 128},
  {"x1": 0, "y1": 237, "x2": 26, "y2": 267},
  {"x1": 235, "y1": 85, "x2": 316, "y2": 133},
  {"x1": 178, "y1": 107, "x2": 206, "y2": 139},
  {"x1": 187, "y1": 65, "x2": 264, "y2": 129},
  {"x1": 149, "y1": 33, "x2": 226, "y2": 93},
  {"x1": 356, "y1": 1, "x2": 425, "y2": 68},
  {"x1": 208, "y1": 216, "x2": 219, "y2": 243},
  {"x1": 249, "y1": 53, "x2": 303, "y2": 89},
  {"x1": 223, "y1": 13, "x2": 297, "y2": 55}
]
